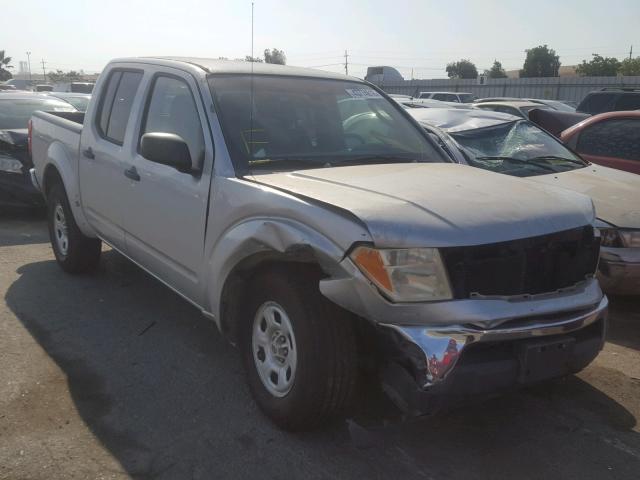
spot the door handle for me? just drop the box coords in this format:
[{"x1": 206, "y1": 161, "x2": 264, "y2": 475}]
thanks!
[
  {"x1": 124, "y1": 166, "x2": 141, "y2": 182},
  {"x1": 82, "y1": 147, "x2": 95, "y2": 159}
]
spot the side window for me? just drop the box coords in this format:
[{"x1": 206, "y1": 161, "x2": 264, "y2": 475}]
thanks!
[
  {"x1": 141, "y1": 76, "x2": 205, "y2": 168},
  {"x1": 615, "y1": 94, "x2": 640, "y2": 111},
  {"x1": 97, "y1": 71, "x2": 122, "y2": 136},
  {"x1": 577, "y1": 119, "x2": 640, "y2": 161},
  {"x1": 580, "y1": 93, "x2": 616, "y2": 114},
  {"x1": 106, "y1": 72, "x2": 143, "y2": 144}
]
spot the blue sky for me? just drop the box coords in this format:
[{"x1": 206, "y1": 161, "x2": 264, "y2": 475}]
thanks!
[{"x1": 3, "y1": 0, "x2": 639, "y2": 79}]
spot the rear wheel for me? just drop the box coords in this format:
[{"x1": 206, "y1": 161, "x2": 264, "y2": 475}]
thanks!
[
  {"x1": 242, "y1": 267, "x2": 358, "y2": 431},
  {"x1": 47, "y1": 183, "x2": 101, "y2": 273}
]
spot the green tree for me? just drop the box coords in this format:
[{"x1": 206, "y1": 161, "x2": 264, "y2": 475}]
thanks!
[
  {"x1": 0, "y1": 50, "x2": 13, "y2": 81},
  {"x1": 484, "y1": 60, "x2": 507, "y2": 79},
  {"x1": 47, "y1": 69, "x2": 82, "y2": 83},
  {"x1": 575, "y1": 54, "x2": 620, "y2": 76},
  {"x1": 244, "y1": 55, "x2": 263, "y2": 63},
  {"x1": 446, "y1": 59, "x2": 478, "y2": 79},
  {"x1": 264, "y1": 48, "x2": 286, "y2": 65},
  {"x1": 520, "y1": 45, "x2": 561, "y2": 78},
  {"x1": 619, "y1": 57, "x2": 640, "y2": 76}
]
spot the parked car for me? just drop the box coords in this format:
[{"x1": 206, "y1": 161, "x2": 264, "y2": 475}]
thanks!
[
  {"x1": 52, "y1": 82, "x2": 95, "y2": 93},
  {"x1": 409, "y1": 107, "x2": 640, "y2": 294},
  {"x1": 0, "y1": 93, "x2": 76, "y2": 208},
  {"x1": 34, "y1": 84, "x2": 54, "y2": 92},
  {"x1": 0, "y1": 85, "x2": 18, "y2": 91},
  {"x1": 528, "y1": 108, "x2": 590, "y2": 137},
  {"x1": 576, "y1": 88, "x2": 640, "y2": 115},
  {"x1": 31, "y1": 57, "x2": 607, "y2": 430},
  {"x1": 45, "y1": 92, "x2": 91, "y2": 112},
  {"x1": 392, "y1": 96, "x2": 470, "y2": 110},
  {"x1": 475, "y1": 97, "x2": 576, "y2": 112},
  {"x1": 418, "y1": 91, "x2": 476, "y2": 103},
  {"x1": 560, "y1": 111, "x2": 640, "y2": 175},
  {"x1": 474, "y1": 100, "x2": 554, "y2": 119}
]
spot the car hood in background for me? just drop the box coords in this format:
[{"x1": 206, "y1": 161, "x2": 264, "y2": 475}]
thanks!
[
  {"x1": 0, "y1": 129, "x2": 28, "y2": 148},
  {"x1": 528, "y1": 165, "x2": 640, "y2": 228},
  {"x1": 249, "y1": 163, "x2": 595, "y2": 248}
]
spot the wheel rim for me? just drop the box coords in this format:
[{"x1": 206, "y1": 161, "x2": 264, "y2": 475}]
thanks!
[
  {"x1": 53, "y1": 204, "x2": 69, "y2": 257},
  {"x1": 252, "y1": 301, "x2": 298, "y2": 398}
]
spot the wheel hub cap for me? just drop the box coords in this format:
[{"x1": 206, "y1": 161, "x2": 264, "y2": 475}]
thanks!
[
  {"x1": 252, "y1": 301, "x2": 297, "y2": 397},
  {"x1": 53, "y1": 204, "x2": 69, "y2": 256}
]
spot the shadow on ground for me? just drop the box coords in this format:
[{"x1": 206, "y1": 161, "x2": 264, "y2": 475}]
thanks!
[
  {"x1": 5, "y1": 250, "x2": 640, "y2": 480},
  {"x1": 608, "y1": 295, "x2": 640, "y2": 351}
]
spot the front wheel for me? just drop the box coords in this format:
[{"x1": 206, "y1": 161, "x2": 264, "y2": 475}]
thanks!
[
  {"x1": 242, "y1": 268, "x2": 358, "y2": 431},
  {"x1": 47, "y1": 183, "x2": 101, "y2": 273}
]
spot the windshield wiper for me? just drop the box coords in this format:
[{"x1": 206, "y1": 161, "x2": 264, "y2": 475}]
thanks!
[
  {"x1": 474, "y1": 156, "x2": 558, "y2": 173},
  {"x1": 334, "y1": 154, "x2": 423, "y2": 166},
  {"x1": 528, "y1": 155, "x2": 585, "y2": 166}
]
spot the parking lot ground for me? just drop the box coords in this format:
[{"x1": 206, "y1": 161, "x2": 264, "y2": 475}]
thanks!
[{"x1": 0, "y1": 214, "x2": 638, "y2": 480}]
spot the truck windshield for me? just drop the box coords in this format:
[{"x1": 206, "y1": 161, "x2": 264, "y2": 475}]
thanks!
[
  {"x1": 451, "y1": 120, "x2": 587, "y2": 177},
  {"x1": 208, "y1": 75, "x2": 445, "y2": 173}
]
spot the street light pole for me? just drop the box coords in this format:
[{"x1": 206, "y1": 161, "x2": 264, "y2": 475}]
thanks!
[{"x1": 26, "y1": 51, "x2": 32, "y2": 84}]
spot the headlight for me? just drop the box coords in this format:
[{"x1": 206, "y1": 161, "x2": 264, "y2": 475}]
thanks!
[
  {"x1": 619, "y1": 230, "x2": 640, "y2": 248},
  {"x1": 0, "y1": 155, "x2": 24, "y2": 174},
  {"x1": 350, "y1": 246, "x2": 452, "y2": 302},
  {"x1": 595, "y1": 219, "x2": 622, "y2": 248}
]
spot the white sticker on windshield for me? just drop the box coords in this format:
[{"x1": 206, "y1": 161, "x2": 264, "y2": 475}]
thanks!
[{"x1": 345, "y1": 88, "x2": 382, "y2": 99}]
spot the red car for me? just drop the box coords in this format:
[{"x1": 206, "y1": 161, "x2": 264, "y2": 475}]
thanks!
[{"x1": 561, "y1": 111, "x2": 640, "y2": 175}]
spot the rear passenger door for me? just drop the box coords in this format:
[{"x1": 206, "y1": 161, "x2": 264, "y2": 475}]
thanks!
[
  {"x1": 575, "y1": 118, "x2": 640, "y2": 174},
  {"x1": 79, "y1": 69, "x2": 143, "y2": 250},
  {"x1": 121, "y1": 70, "x2": 213, "y2": 303}
]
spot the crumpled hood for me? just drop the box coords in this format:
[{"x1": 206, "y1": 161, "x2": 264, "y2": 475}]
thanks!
[
  {"x1": 249, "y1": 163, "x2": 595, "y2": 248},
  {"x1": 528, "y1": 165, "x2": 640, "y2": 229}
]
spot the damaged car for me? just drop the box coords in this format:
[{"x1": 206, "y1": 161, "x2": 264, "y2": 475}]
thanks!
[
  {"x1": 0, "y1": 93, "x2": 76, "y2": 209},
  {"x1": 31, "y1": 58, "x2": 607, "y2": 430},
  {"x1": 409, "y1": 107, "x2": 640, "y2": 295}
]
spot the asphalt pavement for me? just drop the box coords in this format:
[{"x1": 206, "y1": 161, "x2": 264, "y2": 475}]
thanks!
[{"x1": 0, "y1": 214, "x2": 638, "y2": 480}]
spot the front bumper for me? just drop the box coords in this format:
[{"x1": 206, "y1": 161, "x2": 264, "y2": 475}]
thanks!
[
  {"x1": 378, "y1": 296, "x2": 608, "y2": 415},
  {"x1": 598, "y1": 246, "x2": 640, "y2": 295}
]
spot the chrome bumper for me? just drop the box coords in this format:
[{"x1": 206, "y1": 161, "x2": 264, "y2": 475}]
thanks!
[
  {"x1": 598, "y1": 246, "x2": 640, "y2": 295},
  {"x1": 29, "y1": 168, "x2": 42, "y2": 193},
  {"x1": 381, "y1": 296, "x2": 608, "y2": 388}
]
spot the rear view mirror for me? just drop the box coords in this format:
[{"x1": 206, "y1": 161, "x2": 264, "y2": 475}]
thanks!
[{"x1": 140, "y1": 132, "x2": 193, "y2": 173}]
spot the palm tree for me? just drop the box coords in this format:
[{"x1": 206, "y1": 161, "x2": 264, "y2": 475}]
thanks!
[{"x1": 0, "y1": 50, "x2": 13, "y2": 81}]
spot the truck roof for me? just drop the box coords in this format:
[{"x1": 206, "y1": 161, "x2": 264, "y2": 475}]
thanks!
[{"x1": 110, "y1": 56, "x2": 360, "y2": 81}]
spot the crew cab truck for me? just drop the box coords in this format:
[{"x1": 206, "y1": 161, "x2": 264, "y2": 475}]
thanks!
[{"x1": 30, "y1": 57, "x2": 608, "y2": 431}]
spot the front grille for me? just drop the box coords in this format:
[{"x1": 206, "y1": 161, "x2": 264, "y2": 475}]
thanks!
[{"x1": 440, "y1": 226, "x2": 600, "y2": 298}]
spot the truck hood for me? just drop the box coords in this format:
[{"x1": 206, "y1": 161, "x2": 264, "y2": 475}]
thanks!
[
  {"x1": 249, "y1": 163, "x2": 595, "y2": 247},
  {"x1": 528, "y1": 165, "x2": 640, "y2": 229}
]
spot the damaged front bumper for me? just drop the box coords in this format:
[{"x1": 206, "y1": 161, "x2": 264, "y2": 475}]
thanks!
[
  {"x1": 598, "y1": 246, "x2": 640, "y2": 295},
  {"x1": 378, "y1": 297, "x2": 607, "y2": 415}
]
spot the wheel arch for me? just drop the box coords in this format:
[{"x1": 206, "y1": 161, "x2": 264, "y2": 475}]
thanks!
[{"x1": 208, "y1": 218, "x2": 353, "y2": 343}]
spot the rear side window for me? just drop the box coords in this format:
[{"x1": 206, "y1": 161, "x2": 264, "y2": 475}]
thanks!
[
  {"x1": 433, "y1": 93, "x2": 458, "y2": 102},
  {"x1": 96, "y1": 70, "x2": 143, "y2": 145},
  {"x1": 141, "y1": 76, "x2": 205, "y2": 168},
  {"x1": 615, "y1": 94, "x2": 640, "y2": 111},
  {"x1": 578, "y1": 93, "x2": 616, "y2": 114},
  {"x1": 577, "y1": 118, "x2": 640, "y2": 161}
]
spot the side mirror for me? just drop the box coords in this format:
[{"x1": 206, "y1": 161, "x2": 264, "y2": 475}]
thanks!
[{"x1": 140, "y1": 132, "x2": 193, "y2": 173}]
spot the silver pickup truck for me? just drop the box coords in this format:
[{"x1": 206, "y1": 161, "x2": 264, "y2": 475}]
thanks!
[{"x1": 30, "y1": 57, "x2": 607, "y2": 431}]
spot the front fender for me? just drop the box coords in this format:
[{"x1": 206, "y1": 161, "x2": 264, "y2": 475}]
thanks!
[
  {"x1": 43, "y1": 142, "x2": 96, "y2": 238},
  {"x1": 206, "y1": 217, "x2": 364, "y2": 323}
]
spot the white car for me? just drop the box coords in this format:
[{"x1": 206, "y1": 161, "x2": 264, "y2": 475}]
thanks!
[{"x1": 418, "y1": 91, "x2": 477, "y2": 103}]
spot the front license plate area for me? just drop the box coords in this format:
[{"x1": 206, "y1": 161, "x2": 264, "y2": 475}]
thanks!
[{"x1": 517, "y1": 336, "x2": 575, "y2": 384}]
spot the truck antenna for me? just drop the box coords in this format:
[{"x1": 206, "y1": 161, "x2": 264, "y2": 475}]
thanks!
[{"x1": 249, "y1": 1, "x2": 255, "y2": 158}]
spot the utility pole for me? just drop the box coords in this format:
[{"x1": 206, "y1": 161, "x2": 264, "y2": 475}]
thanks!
[
  {"x1": 630, "y1": 45, "x2": 634, "y2": 61},
  {"x1": 26, "y1": 51, "x2": 32, "y2": 83},
  {"x1": 344, "y1": 50, "x2": 349, "y2": 75},
  {"x1": 41, "y1": 59, "x2": 46, "y2": 81}
]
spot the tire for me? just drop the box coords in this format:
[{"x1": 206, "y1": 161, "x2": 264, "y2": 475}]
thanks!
[
  {"x1": 47, "y1": 182, "x2": 101, "y2": 273},
  {"x1": 241, "y1": 267, "x2": 358, "y2": 431}
]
